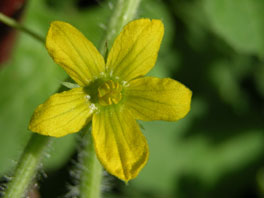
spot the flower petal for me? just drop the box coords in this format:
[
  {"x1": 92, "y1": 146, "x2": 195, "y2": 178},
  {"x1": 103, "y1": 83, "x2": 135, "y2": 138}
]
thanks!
[
  {"x1": 46, "y1": 21, "x2": 105, "y2": 86},
  {"x1": 29, "y1": 88, "x2": 93, "y2": 137},
  {"x1": 124, "y1": 77, "x2": 192, "y2": 121},
  {"x1": 106, "y1": 18, "x2": 164, "y2": 81},
  {"x1": 92, "y1": 106, "x2": 149, "y2": 181}
]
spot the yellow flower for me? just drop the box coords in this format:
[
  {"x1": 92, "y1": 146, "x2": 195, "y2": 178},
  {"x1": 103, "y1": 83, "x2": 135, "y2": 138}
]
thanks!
[{"x1": 29, "y1": 19, "x2": 192, "y2": 181}]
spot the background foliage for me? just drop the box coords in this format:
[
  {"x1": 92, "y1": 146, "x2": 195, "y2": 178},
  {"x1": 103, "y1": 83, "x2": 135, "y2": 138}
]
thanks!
[{"x1": 0, "y1": 0, "x2": 264, "y2": 197}]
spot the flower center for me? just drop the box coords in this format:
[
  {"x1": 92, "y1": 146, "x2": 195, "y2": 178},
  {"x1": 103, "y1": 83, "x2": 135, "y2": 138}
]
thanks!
[{"x1": 98, "y1": 80, "x2": 122, "y2": 106}]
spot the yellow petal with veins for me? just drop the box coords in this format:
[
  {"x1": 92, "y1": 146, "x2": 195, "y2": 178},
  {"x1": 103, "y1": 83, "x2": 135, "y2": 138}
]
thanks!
[
  {"x1": 92, "y1": 106, "x2": 149, "y2": 181},
  {"x1": 125, "y1": 77, "x2": 192, "y2": 121},
  {"x1": 106, "y1": 18, "x2": 164, "y2": 81},
  {"x1": 29, "y1": 87, "x2": 93, "y2": 137},
  {"x1": 46, "y1": 21, "x2": 105, "y2": 86}
]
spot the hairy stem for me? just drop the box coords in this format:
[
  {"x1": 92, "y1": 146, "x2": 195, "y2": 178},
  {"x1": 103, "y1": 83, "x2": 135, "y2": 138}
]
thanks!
[
  {"x1": 0, "y1": 12, "x2": 45, "y2": 43},
  {"x1": 79, "y1": 131, "x2": 102, "y2": 198},
  {"x1": 3, "y1": 134, "x2": 50, "y2": 198},
  {"x1": 99, "y1": 0, "x2": 141, "y2": 52}
]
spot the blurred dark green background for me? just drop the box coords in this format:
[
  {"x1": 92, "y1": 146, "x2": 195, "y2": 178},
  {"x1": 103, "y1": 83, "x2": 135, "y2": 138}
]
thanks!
[{"x1": 0, "y1": 0, "x2": 264, "y2": 197}]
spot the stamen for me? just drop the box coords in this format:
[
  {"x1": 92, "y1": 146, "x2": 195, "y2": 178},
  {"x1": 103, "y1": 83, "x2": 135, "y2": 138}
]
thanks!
[{"x1": 98, "y1": 80, "x2": 123, "y2": 106}]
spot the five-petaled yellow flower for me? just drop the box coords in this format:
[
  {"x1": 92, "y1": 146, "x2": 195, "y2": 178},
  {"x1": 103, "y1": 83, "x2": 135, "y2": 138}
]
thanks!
[{"x1": 29, "y1": 18, "x2": 192, "y2": 181}]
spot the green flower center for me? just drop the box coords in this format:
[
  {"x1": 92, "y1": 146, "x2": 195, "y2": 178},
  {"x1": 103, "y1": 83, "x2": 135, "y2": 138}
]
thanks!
[{"x1": 98, "y1": 80, "x2": 122, "y2": 106}]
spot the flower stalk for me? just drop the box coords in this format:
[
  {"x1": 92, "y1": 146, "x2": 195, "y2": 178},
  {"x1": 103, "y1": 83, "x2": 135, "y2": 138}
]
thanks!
[
  {"x1": 79, "y1": 131, "x2": 102, "y2": 198},
  {"x1": 0, "y1": 12, "x2": 45, "y2": 43},
  {"x1": 99, "y1": 0, "x2": 141, "y2": 52},
  {"x1": 3, "y1": 134, "x2": 50, "y2": 198}
]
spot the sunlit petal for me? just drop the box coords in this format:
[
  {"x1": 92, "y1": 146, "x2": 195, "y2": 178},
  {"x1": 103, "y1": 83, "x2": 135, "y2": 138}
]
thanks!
[
  {"x1": 92, "y1": 106, "x2": 149, "y2": 181},
  {"x1": 29, "y1": 88, "x2": 93, "y2": 137},
  {"x1": 46, "y1": 21, "x2": 105, "y2": 86},
  {"x1": 125, "y1": 77, "x2": 192, "y2": 121},
  {"x1": 106, "y1": 18, "x2": 164, "y2": 81}
]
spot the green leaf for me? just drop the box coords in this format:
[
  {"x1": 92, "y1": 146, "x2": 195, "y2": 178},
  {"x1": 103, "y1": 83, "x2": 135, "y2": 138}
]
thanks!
[{"x1": 203, "y1": 0, "x2": 264, "y2": 55}]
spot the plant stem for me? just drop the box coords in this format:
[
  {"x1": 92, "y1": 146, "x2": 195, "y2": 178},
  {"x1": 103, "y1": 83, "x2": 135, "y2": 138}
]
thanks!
[
  {"x1": 0, "y1": 12, "x2": 45, "y2": 43},
  {"x1": 3, "y1": 134, "x2": 50, "y2": 198},
  {"x1": 99, "y1": 0, "x2": 141, "y2": 52},
  {"x1": 79, "y1": 131, "x2": 102, "y2": 198},
  {"x1": 79, "y1": 0, "x2": 141, "y2": 198}
]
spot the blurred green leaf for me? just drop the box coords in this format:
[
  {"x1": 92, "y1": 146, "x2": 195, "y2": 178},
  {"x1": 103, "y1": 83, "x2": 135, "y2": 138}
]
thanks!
[
  {"x1": 254, "y1": 63, "x2": 264, "y2": 97},
  {"x1": 203, "y1": 0, "x2": 264, "y2": 55},
  {"x1": 171, "y1": 0, "x2": 211, "y2": 51},
  {"x1": 209, "y1": 59, "x2": 249, "y2": 111},
  {"x1": 44, "y1": 0, "x2": 74, "y2": 10}
]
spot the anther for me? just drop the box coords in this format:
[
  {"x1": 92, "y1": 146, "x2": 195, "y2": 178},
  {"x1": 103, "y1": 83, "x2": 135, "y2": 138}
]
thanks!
[{"x1": 97, "y1": 80, "x2": 123, "y2": 106}]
